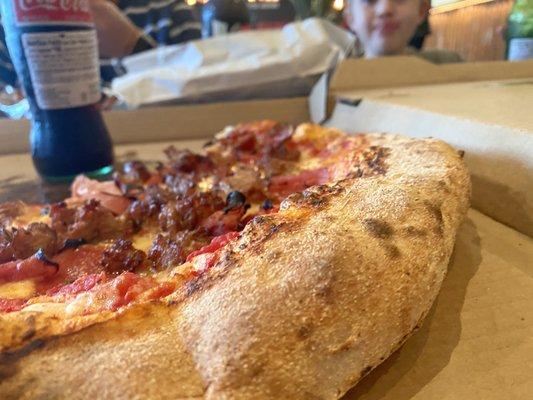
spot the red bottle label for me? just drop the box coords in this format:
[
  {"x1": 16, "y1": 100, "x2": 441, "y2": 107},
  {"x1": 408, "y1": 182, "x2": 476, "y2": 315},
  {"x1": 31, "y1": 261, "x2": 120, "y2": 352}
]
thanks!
[{"x1": 14, "y1": 0, "x2": 93, "y2": 26}]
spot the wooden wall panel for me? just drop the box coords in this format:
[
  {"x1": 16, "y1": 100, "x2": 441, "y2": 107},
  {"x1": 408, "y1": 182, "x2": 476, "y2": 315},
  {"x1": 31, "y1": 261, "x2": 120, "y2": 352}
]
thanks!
[{"x1": 426, "y1": 0, "x2": 514, "y2": 61}]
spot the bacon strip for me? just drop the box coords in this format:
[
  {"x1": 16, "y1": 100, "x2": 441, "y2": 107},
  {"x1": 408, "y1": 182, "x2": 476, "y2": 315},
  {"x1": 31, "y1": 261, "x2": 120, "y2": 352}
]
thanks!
[
  {"x1": 0, "y1": 253, "x2": 58, "y2": 283},
  {"x1": 71, "y1": 176, "x2": 131, "y2": 215}
]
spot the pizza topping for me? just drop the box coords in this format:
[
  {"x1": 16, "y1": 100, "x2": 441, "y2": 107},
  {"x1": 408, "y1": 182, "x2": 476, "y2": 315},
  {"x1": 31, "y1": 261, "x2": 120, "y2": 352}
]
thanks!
[
  {"x1": 0, "y1": 223, "x2": 58, "y2": 263},
  {"x1": 71, "y1": 175, "x2": 132, "y2": 215},
  {"x1": 222, "y1": 167, "x2": 261, "y2": 195},
  {"x1": 121, "y1": 161, "x2": 151, "y2": 183},
  {"x1": 48, "y1": 201, "x2": 75, "y2": 229},
  {"x1": 224, "y1": 191, "x2": 246, "y2": 212},
  {"x1": 261, "y1": 199, "x2": 274, "y2": 211},
  {"x1": 0, "y1": 298, "x2": 27, "y2": 313},
  {"x1": 164, "y1": 173, "x2": 196, "y2": 198},
  {"x1": 34, "y1": 248, "x2": 60, "y2": 268},
  {"x1": 148, "y1": 235, "x2": 183, "y2": 270},
  {"x1": 0, "y1": 278, "x2": 36, "y2": 299},
  {"x1": 158, "y1": 192, "x2": 225, "y2": 234},
  {"x1": 65, "y1": 199, "x2": 127, "y2": 241},
  {"x1": 47, "y1": 273, "x2": 105, "y2": 297},
  {"x1": 195, "y1": 192, "x2": 249, "y2": 236},
  {"x1": 148, "y1": 230, "x2": 209, "y2": 269},
  {"x1": 185, "y1": 231, "x2": 240, "y2": 274},
  {"x1": 112, "y1": 272, "x2": 154, "y2": 308},
  {"x1": 51, "y1": 246, "x2": 105, "y2": 274},
  {"x1": 0, "y1": 250, "x2": 59, "y2": 283},
  {"x1": 111, "y1": 273, "x2": 175, "y2": 309},
  {"x1": 268, "y1": 138, "x2": 301, "y2": 161},
  {"x1": 114, "y1": 161, "x2": 157, "y2": 198},
  {"x1": 61, "y1": 238, "x2": 87, "y2": 251},
  {"x1": 185, "y1": 231, "x2": 239, "y2": 274},
  {"x1": 268, "y1": 168, "x2": 330, "y2": 200},
  {"x1": 164, "y1": 147, "x2": 214, "y2": 175},
  {"x1": 63, "y1": 272, "x2": 176, "y2": 315},
  {"x1": 206, "y1": 121, "x2": 300, "y2": 175},
  {"x1": 0, "y1": 122, "x2": 394, "y2": 319},
  {"x1": 200, "y1": 206, "x2": 248, "y2": 236},
  {"x1": 0, "y1": 201, "x2": 24, "y2": 225},
  {"x1": 100, "y1": 239, "x2": 147, "y2": 275},
  {"x1": 292, "y1": 124, "x2": 344, "y2": 149},
  {"x1": 33, "y1": 245, "x2": 107, "y2": 294},
  {"x1": 50, "y1": 200, "x2": 134, "y2": 244},
  {"x1": 186, "y1": 231, "x2": 239, "y2": 262},
  {"x1": 126, "y1": 185, "x2": 175, "y2": 224}
]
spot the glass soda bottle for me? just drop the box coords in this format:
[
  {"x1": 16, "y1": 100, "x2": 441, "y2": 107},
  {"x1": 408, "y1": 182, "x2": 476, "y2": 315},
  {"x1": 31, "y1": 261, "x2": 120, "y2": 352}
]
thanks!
[
  {"x1": 1, "y1": 0, "x2": 114, "y2": 182},
  {"x1": 506, "y1": 0, "x2": 533, "y2": 60}
]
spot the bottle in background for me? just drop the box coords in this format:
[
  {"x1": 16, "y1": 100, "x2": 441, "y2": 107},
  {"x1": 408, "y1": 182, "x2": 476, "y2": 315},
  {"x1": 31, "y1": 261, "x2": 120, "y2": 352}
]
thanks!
[
  {"x1": 506, "y1": 0, "x2": 533, "y2": 60},
  {"x1": 202, "y1": 0, "x2": 250, "y2": 38},
  {"x1": 1, "y1": 0, "x2": 114, "y2": 182}
]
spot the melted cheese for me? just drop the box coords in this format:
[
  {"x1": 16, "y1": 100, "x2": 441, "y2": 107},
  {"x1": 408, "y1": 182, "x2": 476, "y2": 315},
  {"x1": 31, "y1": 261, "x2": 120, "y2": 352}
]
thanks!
[
  {"x1": 131, "y1": 230, "x2": 156, "y2": 253},
  {"x1": 9, "y1": 205, "x2": 50, "y2": 229},
  {"x1": 295, "y1": 156, "x2": 325, "y2": 172},
  {"x1": 0, "y1": 279, "x2": 36, "y2": 299},
  {"x1": 293, "y1": 124, "x2": 343, "y2": 144},
  {"x1": 197, "y1": 176, "x2": 216, "y2": 192}
]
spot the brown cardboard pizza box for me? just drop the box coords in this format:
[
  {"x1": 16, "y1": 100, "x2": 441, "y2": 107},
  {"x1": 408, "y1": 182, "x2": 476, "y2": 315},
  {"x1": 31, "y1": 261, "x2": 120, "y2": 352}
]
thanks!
[{"x1": 0, "y1": 56, "x2": 531, "y2": 400}]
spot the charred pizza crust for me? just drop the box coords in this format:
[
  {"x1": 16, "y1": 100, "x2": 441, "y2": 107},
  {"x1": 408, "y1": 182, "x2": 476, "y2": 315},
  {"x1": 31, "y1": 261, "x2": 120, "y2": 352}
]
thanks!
[{"x1": 0, "y1": 131, "x2": 470, "y2": 399}]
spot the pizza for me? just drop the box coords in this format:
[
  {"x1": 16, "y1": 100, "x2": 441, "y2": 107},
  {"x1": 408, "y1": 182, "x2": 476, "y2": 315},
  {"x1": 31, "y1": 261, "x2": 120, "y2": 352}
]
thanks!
[{"x1": 0, "y1": 121, "x2": 470, "y2": 399}]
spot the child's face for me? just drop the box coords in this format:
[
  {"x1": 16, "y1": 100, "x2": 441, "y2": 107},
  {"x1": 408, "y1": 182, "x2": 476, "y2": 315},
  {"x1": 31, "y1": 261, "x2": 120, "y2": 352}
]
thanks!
[{"x1": 346, "y1": 0, "x2": 428, "y2": 57}]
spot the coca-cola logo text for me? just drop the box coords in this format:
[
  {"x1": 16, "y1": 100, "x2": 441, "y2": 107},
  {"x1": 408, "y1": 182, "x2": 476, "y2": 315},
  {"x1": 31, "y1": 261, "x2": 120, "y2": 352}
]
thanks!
[
  {"x1": 18, "y1": 0, "x2": 90, "y2": 13},
  {"x1": 14, "y1": 0, "x2": 93, "y2": 25}
]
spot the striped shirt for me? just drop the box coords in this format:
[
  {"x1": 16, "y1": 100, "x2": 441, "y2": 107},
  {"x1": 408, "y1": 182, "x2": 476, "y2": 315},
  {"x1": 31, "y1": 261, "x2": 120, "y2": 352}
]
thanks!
[
  {"x1": 119, "y1": 0, "x2": 201, "y2": 45},
  {"x1": 0, "y1": 0, "x2": 201, "y2": 87}
]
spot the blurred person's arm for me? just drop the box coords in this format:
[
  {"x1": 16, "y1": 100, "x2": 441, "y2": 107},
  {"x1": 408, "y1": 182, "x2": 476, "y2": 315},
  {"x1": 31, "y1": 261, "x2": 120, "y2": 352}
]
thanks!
[{"x1": 90, "y1": 0, "x2": 156, "y2": 58}]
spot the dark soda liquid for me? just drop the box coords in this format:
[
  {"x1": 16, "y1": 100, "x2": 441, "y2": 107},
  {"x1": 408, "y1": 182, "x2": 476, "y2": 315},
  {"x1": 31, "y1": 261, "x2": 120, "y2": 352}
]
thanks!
[{"x1": 31, "y1": 105, "x2": 114, "y2": 182}]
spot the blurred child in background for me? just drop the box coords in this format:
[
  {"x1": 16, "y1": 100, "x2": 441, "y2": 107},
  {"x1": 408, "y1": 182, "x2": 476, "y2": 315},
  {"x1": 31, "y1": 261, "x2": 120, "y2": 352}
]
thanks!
[{"x1": 345, "y1": 0, "x2": 462, "y2": 63}]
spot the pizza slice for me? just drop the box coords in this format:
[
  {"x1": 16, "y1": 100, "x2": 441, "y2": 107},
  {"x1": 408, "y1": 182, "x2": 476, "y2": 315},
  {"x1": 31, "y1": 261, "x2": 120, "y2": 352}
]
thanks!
[{"x1": 0, "y1": 121, "x2": 470, "y2": 399}]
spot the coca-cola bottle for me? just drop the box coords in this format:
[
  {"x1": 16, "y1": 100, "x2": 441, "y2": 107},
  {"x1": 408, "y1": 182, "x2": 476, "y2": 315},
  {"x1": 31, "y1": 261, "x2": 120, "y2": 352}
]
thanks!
[{"x1": 1, "y1": 0, "x2": 114, "y2": 182}]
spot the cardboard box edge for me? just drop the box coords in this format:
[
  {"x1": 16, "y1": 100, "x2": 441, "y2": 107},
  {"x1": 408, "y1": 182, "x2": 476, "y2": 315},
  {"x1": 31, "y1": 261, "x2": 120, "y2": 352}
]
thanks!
[{"x1": 0, "y1": 96, "x2": 310, "y2": 155}]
